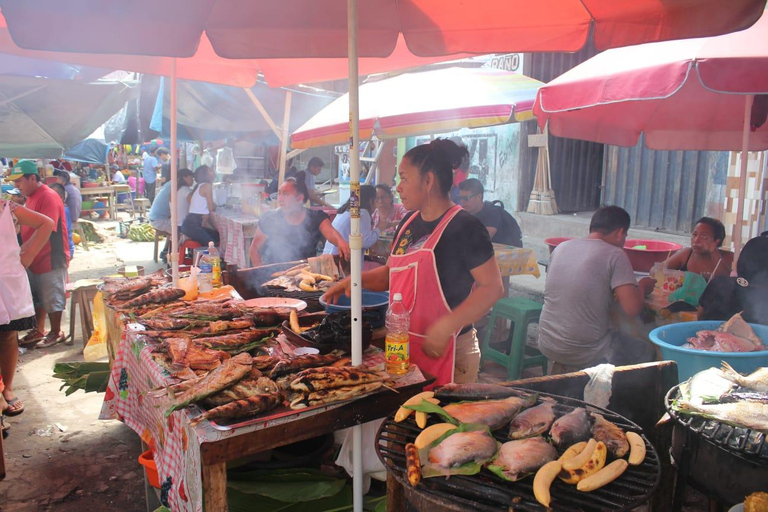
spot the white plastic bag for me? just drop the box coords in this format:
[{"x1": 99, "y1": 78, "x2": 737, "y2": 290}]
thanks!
[
  {"x1": 334, "y1": 419, "x2": 387, "y2": 493},
  {"x1": 0, "y1": 202, "x2": 34, "y2": 324},
  {"x1": 216, "y1": 147, "x2": 236, "y2": 175},
  {"x1": 583, "y1": 363, "x2": 615, "y2": 409}
]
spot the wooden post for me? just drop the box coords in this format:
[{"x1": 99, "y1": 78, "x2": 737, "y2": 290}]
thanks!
[
  {"x1": 278, "y1": 90, "x2": 293, "y2": 185},
  {"x1": 201, "y1": 461, "x2": 228, "y2": 511}
]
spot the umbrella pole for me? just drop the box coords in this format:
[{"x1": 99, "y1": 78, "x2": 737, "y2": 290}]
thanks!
[
  {"x1": 347, "y1": 0, "x2": 363, "y2": 510},
  {"x1": 733, "y1": 94, "x2": 755, "y2": 261},
  {"x1": 170, "y1": 58, "x2": 179, "y2": 286}
]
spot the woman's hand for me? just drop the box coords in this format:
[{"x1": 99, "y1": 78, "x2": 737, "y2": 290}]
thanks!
[
  {"x1": 321, "y1": 277, "x2": 351, "y2": 305},
  {"x1": 337, "y1": 238, "x2": 351, "y2": 261},
  {"x1": 422, "y1": 316, "x2": 455, "y2": 359},
  {"x1": 19, "y1": 248, "x2": 34, "y2": 269}
]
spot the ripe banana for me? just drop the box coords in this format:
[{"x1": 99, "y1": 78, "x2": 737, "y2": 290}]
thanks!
[
  {"x1": 559, "y1": 441, "x2": 607, "y2": 484},
  {"x1": 533, "y1": 460, "x2": 562, "y2": 507},
  {"x1": 626, "y1": 432, "x2": 646, "y2": 465},
  {"x1": 414, "y1": 423, "x2": 457, "y2": 449},
  {"x1": 563, "y1": 438, "x2": 596, "y2": 470},
  {"x1": 577, "y1": 459, "x2": 628, "y2": 492},
  {"x1": 395, "y1": 392, "x2": 434, "y2": 422},
  {"x1": 405, "y1": 443, "x2": 421, "y2": 487},
  {"x1": 415, "y1": 398, "x2": 440, "y2": 428}
]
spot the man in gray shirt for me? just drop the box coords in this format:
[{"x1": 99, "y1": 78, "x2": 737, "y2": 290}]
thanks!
[{"x1": 538, "y1": 206, "x2": 655, "y2": 373}]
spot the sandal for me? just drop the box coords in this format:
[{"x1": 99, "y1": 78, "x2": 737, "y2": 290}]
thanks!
[
  {"x1": 35, "y1": 331, "x2": 66, "y2": 349},
  {"x1": 19, "y1": 329, "x2": 45, "y2": 346},
  {"x1": 4, "y1": 396, "x2": 24, "y2": 416}
]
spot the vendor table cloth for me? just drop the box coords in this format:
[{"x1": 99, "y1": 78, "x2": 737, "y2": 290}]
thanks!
[
  {"x1": 101, "y1": 326, "x2": 423, "y2": 511},
  {"x1": 210, "y1": 209, "x2": 259, "y2": 268}
]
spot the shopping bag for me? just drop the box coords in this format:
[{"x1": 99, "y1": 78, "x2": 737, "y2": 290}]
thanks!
[
  {"x1": 669, "y1": 271, "x2": 708, "y2": 307},
  {"x1": 0, "y1": 202, "x2": 34, "y2": 325}
]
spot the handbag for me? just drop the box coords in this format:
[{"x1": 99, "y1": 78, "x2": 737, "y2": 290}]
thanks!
[{"x1": 0, "y1": 202, "x2": 35, "y2": 325}]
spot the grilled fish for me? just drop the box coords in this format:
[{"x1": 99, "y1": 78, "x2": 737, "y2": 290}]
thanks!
[
  {"x1": 198, "y1": 329, "x2": 276, "y2": 352},
  {"x1": 719, "y1": 389, "x2": 768, "y2": 404},
  {"x1": 507, "y1": 398, "x2": 556, "y2": 439},
  {"x1": 290, "y1": 381, "x2": 383, "y2": 409},
  {"x1": 434, "y1": 383, "x2": 522, "y2": 401},
  {"x1": 290, "y1": 366, "x2": 386, "y2": 393},
  {"x1": 489, "y1": 437, "x2": 557, "y2": 481},
  {"x1": 591, "y1": 413, "x2": 629, "y2": 458},
  {"x1": 443, "y1": 394, "x2": 537, "y2": 430},
  {"x1": 674, "y1": 400, "x2": 768, "y2": 431},
  {"x1": 680, "y1": 367, "x2": 735, "y2": 405},
  {"x1": 427, "y1": 431, "x2": 498, "y2": 468},
  {"x1": 720, "y1": 362, "x2": 768, "y2": 393},
  {"x1": 141, "y1": 317, "x2": 192, "y2": 331},
  {"x1": 269, "y1": 353, "x2": 342, "y2": 378},
  {"x1": 123, "y1": 288, "x2": 185, "y2": 309},
  {"x1": 166, "y1": 353, "x2": 252, "y2": 416},
  {"x1": 252, "y1": 355, "x2": 280, "y2": 371},
  {"x1": 203, "y1": 376, "x2": 278, "y2": 407},
  {"x1": 208, "y1": 319, "x2": 254, "y2": 333},
  {"x1": 549, "y1": 407, "x2": 591, "y2": 449},
  {"x1": 192, "y1": 392, "x2": 283, "y2": 425}
]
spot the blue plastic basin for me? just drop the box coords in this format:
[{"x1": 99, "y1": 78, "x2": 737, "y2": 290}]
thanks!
[
  {"x1": 649, "y1": 321, "x2": 768, "y2": 382},
  {"x1": 319, "y1": 290, "x2": 389, "y2": 328}
]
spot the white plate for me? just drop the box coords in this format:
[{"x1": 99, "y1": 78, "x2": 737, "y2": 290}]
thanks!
[
  {"x1": 729, "y1": 504, "x2": 744, "y2": 512},
  {"x1": 244, "y1": 297, "x2": 307, "y2": 311},
  {"x1": 293, "y1": 347, "x2": 320, "y2": 356}
]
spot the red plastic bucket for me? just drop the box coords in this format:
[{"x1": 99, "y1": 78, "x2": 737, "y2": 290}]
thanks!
[
  {"x1": 623, "y1": 239, "x2": 683, "y2": 273},
  {"x1": 544, "y1": 237, "x2": 573, "y2": 254},
  {"x1": 138, "y1": 450, "x2": 160, "y2": 489}
]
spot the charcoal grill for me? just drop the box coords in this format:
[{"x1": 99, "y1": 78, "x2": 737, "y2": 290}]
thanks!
[
  {"x1": 665, "y1": 384, "x2": 768, "y2": 509},
  {"x1": 376, "y1": 389, "x2": 661, "y2": 512}
]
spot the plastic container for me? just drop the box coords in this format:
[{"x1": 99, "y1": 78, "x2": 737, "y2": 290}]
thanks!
[
  {"x1": 623, "y1": 239, "x2": 683, "y2": 273},
  {"x1": 138, "y1": 450, "x2": 160, "y2": 489},
  {"x1": 544, "y1": 237, "x2": 573, "y2": 254},
  {"x1": 385, "y1": 293, "x2": 410, "y2": 375},
  {"x1": 117, "y1": 265, "x2": 145, "y2": 277},
  {"x1": 204, "y1": 242, "x2": 222, "y2": 288},
  {"x1": 649, "y1": 321, "x2": 768, "y2": 382},
  {"x1": 319, "y1": 290, "x2": 389, "y2": 328},
  {"x1": 195, "y1": 250, "x2": 213, "y2": 293}
]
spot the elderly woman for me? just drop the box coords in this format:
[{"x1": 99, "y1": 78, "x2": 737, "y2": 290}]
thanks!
[
  {"x1": 372, "y1": 184, "x2": 407, "y2": 236},
  {"x1": 0, "y1": 194, "x2": 54, "y2": 416},
  {"x1": 250, "y1": 173, "x2": 350, "y2": 266},
  {"x1": 663, "y1": 217, "x2": 730, "y2": 279}
]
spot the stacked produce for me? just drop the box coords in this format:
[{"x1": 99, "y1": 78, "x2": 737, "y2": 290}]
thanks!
[
  {"x1": 127, "y1": 222, "x2": 156, "y2": 242},
  {"x1": 392, "y1": 383, "x2": 649, "y2": 508}
]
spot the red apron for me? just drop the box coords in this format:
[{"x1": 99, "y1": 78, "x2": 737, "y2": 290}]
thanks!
[{"x1": 389, "y1": 205, "x2": 463, "y2": 389}]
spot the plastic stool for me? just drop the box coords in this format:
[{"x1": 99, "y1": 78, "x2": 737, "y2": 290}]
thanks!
[
  {"x1": 480, "y1": 297, "x2": 548, "y2": 380},
  {"x1": 179, "y1": 239, "x2": 203, "y2": 265}
]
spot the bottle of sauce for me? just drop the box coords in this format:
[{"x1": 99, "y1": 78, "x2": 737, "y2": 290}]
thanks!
[{"x1": 385, "y1": 293, "x2": 410, "y2": 375}]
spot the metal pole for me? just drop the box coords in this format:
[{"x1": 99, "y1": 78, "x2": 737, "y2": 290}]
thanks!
[
  {"x1": 170, "y1": 58, "x2": 179, "y2": 286},
  {"x1": 733, "y1": 94, "x2": 754, "y2": 262},
  {"x1": 348, "y1": 0, "x2": 363, "y2": 510},
  {"x1": 278, "y1": 90, "x2": 293, "y2": 185}
]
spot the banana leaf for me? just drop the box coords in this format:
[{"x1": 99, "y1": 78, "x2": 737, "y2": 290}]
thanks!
[
  {"x1": 53, "y1": 362, "x2": 111, "y2": 395},
  {"x1": 403, "y1": 399, "x2": 459, "y2": 425},
  {"x1": 228, "y1": 469, "x2": 345, "y2": 502},
  {"x1": 418, "y1": 423, "x2": 497, "y2": 479}
]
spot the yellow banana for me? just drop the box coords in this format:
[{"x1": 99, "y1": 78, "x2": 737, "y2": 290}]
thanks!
[
  {"x1": 563, "y1": 439, "x2": 596, "y2": 470},
  {"x1": 394, "y1": 392, "x2": 434, "y2": 422},
  {"x1": 415, "y1": 398, "x2": 440, "y2": 428},
  {"x1": 558, "y1": 441, "x2": 587, "y2": 463},
  {"x1": 577, "y1": 459, "x2": 628, "y2": 492},
  {"x1": 533, "y1": 460, "x2": 562, "y2": 507},
  {"x1": 626, "y1": 432, "x2": 646, "y2": 465},
  {"x1": 414, "y1": 423, "x2": 457, "y2": 449},
  {"x1": 559, "y1": 441, "x2": 607, "y2": 484}
]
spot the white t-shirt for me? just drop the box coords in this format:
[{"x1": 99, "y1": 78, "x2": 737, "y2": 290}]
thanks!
[
  {"x1": 112, "y1": 171, "x2": 126, "y2": 183},
  {"x1": 177, "y1": 186, "x2": 191, "y2": 227}
]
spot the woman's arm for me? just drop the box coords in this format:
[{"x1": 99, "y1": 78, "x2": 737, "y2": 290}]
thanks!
[
  {"x1": 321, "y1": 264, "x2": 390, "y2": 304},
  {"x1": 202, "y1": 183, "x2": 216, "y2": 213},
  {"x1": 662, "y1": 249, "x2": 689, "y2": 271},
  {"x1": 319, "y1": 218, "x2": 350, "y2": 261},
  {"x1": 423, "y1": 257, "x2": 504, "y2": 358},
  {"x1": 361, "y1": 210, "x2": 380, "y2": 249},
  {"x1": 248, "y1": 227, "x2": 267, "y2": 267},
  {"x1": 15, "y1": 205, "x2": 55, "y2": 269}
]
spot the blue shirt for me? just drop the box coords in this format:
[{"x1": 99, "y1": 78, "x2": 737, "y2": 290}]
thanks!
[
  {"x1": 323, "y1": 209, "x2": 380, "y2": 261},
  {"x1": 64, "y1": 205, "x2": 74, "y2": 255},
  {"x1": 143, "y1": 155, "x2": 159, "y2": 184},
  {"x1": 149, "y1": 182, "x2": 172, "y2": 221}
]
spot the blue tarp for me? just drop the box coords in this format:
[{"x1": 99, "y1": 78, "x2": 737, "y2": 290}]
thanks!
[{"x1": 63, "y1": 138, "x2": 109, "y2": 164}]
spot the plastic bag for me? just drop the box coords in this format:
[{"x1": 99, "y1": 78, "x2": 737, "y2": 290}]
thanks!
[
  {"x1": 669, "y1": 271, "x2": 707, "y2": 307},
  {"x1": 84, "y1": 291, "x2": 108, "y2": 361},
  {"x1": 583, "y1": 363, "x2": 615, "y2": 409},
  {"x1": 216, "y1": 147, "x2": 236, "y2": 175},
  {"x1": 334, "y1": 419, "x2": 387, "y2": 493}
]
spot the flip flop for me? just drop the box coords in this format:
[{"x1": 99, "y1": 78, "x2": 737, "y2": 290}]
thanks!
[
  {"x1": 35, "y1": 331, "x2": 66, "y2": 349},
  {"x1": 4, "y1": 396, "x2": 24, "y2": 416},
  {"x1": 19, "y1": 329, "x2": 45, "y2": 346}
]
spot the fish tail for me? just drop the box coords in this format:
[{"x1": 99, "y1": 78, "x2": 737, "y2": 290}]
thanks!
[{"x1": 720, "y1": 361, "x2": 741, "y2": 382}]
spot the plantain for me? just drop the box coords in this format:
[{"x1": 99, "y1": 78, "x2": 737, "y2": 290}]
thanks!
[{"x1": 559, "y1": 441, "x2": 607, "y2": 484}]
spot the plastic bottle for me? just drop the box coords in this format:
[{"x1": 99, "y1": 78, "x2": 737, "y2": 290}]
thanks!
[
  {"x1": 385, "y1": 293, "x2": 410, "y2": 375},
  {"x1": 204, "y1": 242, "x2": 222, "y2": 288},
  {"x1": 196, "y1": 249, "x2": 213, "y2": 293}
]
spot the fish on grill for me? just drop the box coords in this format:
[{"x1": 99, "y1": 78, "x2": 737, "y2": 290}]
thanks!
[
  {"x1": 165, "y1": 353, "x2": 252, "y2": 416},
  {"x1": 140, "y1": 317, "x2": 192, "y2": 331},
  {"x1": 102, "y1": 277, "x2": 152, "y2": 299},
  {"x1": 718, "y1": 389, "x2": 768, "y2": 404},
  {"x1": 488, "y1": 437, "x2": 558, "y2": 481},
  {"x1": 290, "y1": 366, "x2": 386, "y2": 393},
  {"x1": 591, "y1": 413, "x2": 629, "y2": 458},
  {"x1": 198, "y1": 329, "x2": 277, "y2": 352},
  {"x1": 508, "y1": 398, "x2": 557, "y2": 440},
  {"x1": 192, "y1": 393, "x2": 283, "y2": 425},
  {"x1": 427, "y1": 431, "x2": 498, "y2": 469},
  {"x1": 434, "y1": 383, "x2": 522, "y2": 401},
  {"x1": 203, "y1": 376, "x2": 279, "y2": 407},
  {"x1": 290, "y1": 381, "x2": 383, "y2": 409},
  {"x1": 679, "y1": 367, "x2": 735, "y2": 406},
  {"x1": 673, "y1": 400, "x2": 768, "y2": 431},
  {"x1": 208, "y1": 319, "x2": 255, "y2": 333},
  {"x1": 122, "y1": 288, "x2": 186, "y2": 309},
  {"x1": 163, "y1": 338, "x2": 229, "y2": 371},
  {"x1": 268, "y1": 353, "x2": 342, "y2": 378},
  {"x1": 549, "y1": 407, "x2": 591, "y2": 449},
  {"x1": 720, "y1": 362, "x2": 768, "y2": 393},
  {"x1": 442, "y1": 394, "x2": 537, "y2": 431}
]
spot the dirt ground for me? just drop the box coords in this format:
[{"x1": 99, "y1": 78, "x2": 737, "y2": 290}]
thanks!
[{"x1": 1, "y1": 218, "x2": 164, "y2": 512}]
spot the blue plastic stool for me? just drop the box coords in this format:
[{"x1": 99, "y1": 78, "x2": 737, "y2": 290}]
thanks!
[{"x1": 480, "y1": 297, "x2": 548, "y2": 380}]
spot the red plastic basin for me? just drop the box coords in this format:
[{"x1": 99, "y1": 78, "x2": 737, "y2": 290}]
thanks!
[
  {"x1": 623, "y1": 239, "x2": 683, "y2": 273},
  {"x1": 544, "y1": 237, "x2": 574, "y2": 254}
]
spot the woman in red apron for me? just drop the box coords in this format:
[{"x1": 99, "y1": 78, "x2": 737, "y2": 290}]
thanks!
[{"x1": 324, "y1": 139, "x2": 504, "y2": 387}]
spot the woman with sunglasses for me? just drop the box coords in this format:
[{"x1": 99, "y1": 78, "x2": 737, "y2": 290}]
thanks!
[{"x1": 323, "y1": 139, "x2": 504, "y2": 387}]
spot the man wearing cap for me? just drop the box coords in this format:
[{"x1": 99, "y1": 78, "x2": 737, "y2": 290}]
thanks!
[
  {"x1": 303, "y1": 156, "x2": 333, "y2": 208},
  {"x1": 55, "y1": 169, "x2": 82, "y2": 222},
  {"x1": 10, "y1": 161, "x2": 71, "y2": 348},
  {"x1": 143, "y1": 147, "x2": 162, "y2": 203}
]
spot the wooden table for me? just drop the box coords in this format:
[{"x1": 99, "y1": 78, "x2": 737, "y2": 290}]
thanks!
[
  {"x1": 101, "y1": 324, "x2": 432, "y2": 511},
  {"x1": 80, "y1": 185, "x2": 127, "y2": 219}
]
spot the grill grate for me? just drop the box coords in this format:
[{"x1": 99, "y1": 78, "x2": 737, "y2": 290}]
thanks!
[
  {"x1": 376, "y1": 388, "x2": 661, "y2": 512},
  {"x1": 665, "y1": 385, "x2": 768, "y2": 466}
]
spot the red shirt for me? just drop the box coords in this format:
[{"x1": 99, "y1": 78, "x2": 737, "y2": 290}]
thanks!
[{"x1": 20, "y1": 184, "x2": 70, "y2": 274}]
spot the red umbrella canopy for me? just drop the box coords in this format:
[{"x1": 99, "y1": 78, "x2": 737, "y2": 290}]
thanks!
[
  {"x1": 1, "y1": 0, "x2": 766, "y2": 59},
  {"x1": 534, "y1": 11, "x2": 768, "y2": 151}
]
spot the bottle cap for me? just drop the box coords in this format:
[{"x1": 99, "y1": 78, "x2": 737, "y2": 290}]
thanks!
[
  {"x1": 209, "y1": 241, "x2": 214, "y2": 247},
  {"x1": 393, "y1": 293, "x2": 402, "y2": 301}
]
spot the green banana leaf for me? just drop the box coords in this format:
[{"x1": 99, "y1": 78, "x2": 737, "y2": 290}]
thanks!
[
  {"x1": 417, "y1": 423, "x2": 496, "y2": 479},
  {"x1": 228, "y1": 470, "x2": 345, "y2": 502},
  {"x1": 403, "y1": 399, "x2": 459, "y2": 425}
]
